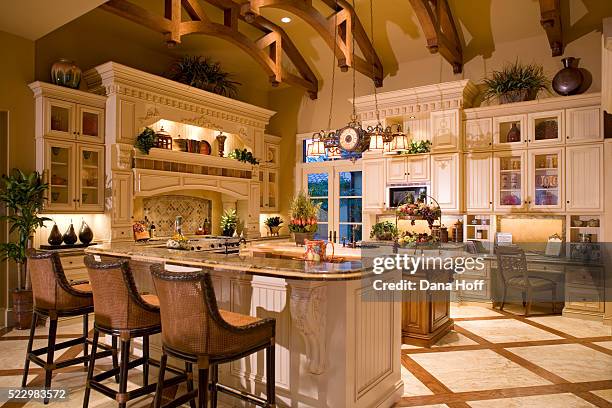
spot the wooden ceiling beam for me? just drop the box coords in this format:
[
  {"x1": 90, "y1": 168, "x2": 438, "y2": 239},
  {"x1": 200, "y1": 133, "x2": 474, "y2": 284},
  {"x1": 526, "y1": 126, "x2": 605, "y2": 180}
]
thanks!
[
  {"x1": 245, "y1": 0, "x2": 384, "y2": 86},
  {"x1": 408, "y1": 0, "x2": 463, "y2": 74},
  {"x1": 539, "y1": 0, "x2": 563, "y2": 56},
  {"x1": 100, "y1": 0, "x2": 318, "y2": 98}
]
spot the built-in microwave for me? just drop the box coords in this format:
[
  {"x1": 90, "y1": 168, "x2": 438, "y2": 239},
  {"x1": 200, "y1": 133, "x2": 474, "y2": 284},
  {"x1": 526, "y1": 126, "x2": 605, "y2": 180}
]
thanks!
[{"x1": 387, "y1": 185, "x2": 428, "y2": 208}]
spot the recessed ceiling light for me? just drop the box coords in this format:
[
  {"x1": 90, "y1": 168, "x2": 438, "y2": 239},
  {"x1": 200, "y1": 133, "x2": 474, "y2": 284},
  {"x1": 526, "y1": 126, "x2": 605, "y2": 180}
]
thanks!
[{"x1": 281, "y1": 17, "x2": 292, "y2": 23}]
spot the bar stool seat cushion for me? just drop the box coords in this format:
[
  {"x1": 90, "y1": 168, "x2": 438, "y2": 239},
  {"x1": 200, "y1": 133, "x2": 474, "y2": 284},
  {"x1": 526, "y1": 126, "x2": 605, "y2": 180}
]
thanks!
[
  {"x1": 507, "y1": 276, "x2": 556, "y2": 289},
  {"x1": 141, "y1": 294, "x2": 160, "y2": 307},
  {"x1": 220, "y1": 310, "x2": 263, "y2": 327}
]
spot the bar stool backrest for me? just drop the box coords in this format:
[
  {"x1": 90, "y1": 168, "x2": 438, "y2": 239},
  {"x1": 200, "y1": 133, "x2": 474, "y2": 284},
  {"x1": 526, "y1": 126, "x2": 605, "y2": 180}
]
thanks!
[
  {"x1": 495, "y1": 245, "x2": 529, "y2": 284},
  {"x1": 26, "y1": 249, "x2": 90, "y2": 311},
  {"x1": 84, "y1": 255, "x2": 159, "y2": 331}
]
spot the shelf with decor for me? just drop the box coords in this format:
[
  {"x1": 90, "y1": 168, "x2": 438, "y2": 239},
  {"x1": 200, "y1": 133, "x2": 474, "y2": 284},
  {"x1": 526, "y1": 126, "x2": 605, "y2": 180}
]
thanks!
[
  {"x1": 464, "y1": 215, "x2": 494, "y2": 242},
  {"x1": 566, "y1": 215, "x2": 602, "y2": 262}
]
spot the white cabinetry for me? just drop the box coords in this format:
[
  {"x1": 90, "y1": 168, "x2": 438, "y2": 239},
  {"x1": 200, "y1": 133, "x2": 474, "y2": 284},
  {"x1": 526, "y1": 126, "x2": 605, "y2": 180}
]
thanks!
[
  {"x1": 385, "y1": 155, "x2": 429, "y2": 184},
  {"x1": 464, "y1": 118, "x2": 492, "y2": 151},
  {"x1": 527, "y1": 147, "x2": 564, "y2": 211},
  {"x1": 363, "y1": 159, "x2": 386, "y2": 210},
  {"x1": 493, "y1": 150, "x2": 527, "y2": 211},
  {"x1": 465, "y1": 153, "x2": 493, "y2": 212},
  {"x1": 493, "y1": 114, "x2": 527, "y2": 149},
  {"x1": 260, "y1": 135, "x2": 280, "y2": 212},
  {"x1": 527, "y1": 110, "x2": 564, "y2": 147},
  {"x1": 430, "y1": 153, "x2": 461, "y2": 212},
  {"x1": 566, "y1": 144, "x2": 603, "y2": 212},
  {"x1": 430, "y1": 109, "x2": 460, "y2": 151},
  {"x1": 566, "y1": 106, "x2": 601, "y2": 143}
]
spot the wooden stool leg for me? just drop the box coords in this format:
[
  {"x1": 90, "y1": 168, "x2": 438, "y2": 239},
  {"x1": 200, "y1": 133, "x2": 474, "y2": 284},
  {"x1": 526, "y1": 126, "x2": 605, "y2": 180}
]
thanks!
[
  {"x1": 266, "y1": 342, "x2": 276, "y2": 407},
  {"x1": 153, "y1": 353, "x2": 167, "y2": 408},
  {"x1": 552, "y1": 286, "x2": 557, "y2": 313},
  {"x1": 525, "y1": 288, "x2": 532, "y2": 317},
  {"x1": 500, "y1": 286, "x2": 507, "y2": 311},
  {"x1": 209, "y1": 365, "x2": 218, "y2": 408},
  {"x1": 198, "y1": 367, "x2": 209, "y2": 408},
  {"x1": 43, "y1": 317, "x2": 58, "y2": 404},
  {"x1": 143, "y1": 335, "x2": 149, "y2": 386},
  {"x1": 186, "y1": 362, "x2": 196, "y2": 408},
  {"x1": 21, "y1": 312, "x2": 38, "y2": 387},
  {"x1": 118, "y1": 338, "x2": 131, "y2": 408},
  {"x1": 82, "y1": 313, "x2": 89, "y2": 368},
  {"x1": 82, "y1": 329, "x2": 99, "y2": 408},
  {"x1": 111, "y1": 335, "x2": 119, "y2": 383}
]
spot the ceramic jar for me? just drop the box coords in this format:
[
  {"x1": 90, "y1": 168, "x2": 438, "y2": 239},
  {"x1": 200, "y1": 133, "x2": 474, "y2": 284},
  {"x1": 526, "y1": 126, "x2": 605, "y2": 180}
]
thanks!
[
  {"x1": 62, "y1": 222, "x2": 78, "y2": 245},
  {"x1": 47, "y1": 223, "x2": 63, "y2": 246},
  {"x1": 78, "y1": 220, "x2": 94, "y2": 244},
  {"x1": 51, "y1": 59, "x2": 82, "y2": 89},
  {"x1": 552, "y1": 57, "x2": 583, "y2": 96}
]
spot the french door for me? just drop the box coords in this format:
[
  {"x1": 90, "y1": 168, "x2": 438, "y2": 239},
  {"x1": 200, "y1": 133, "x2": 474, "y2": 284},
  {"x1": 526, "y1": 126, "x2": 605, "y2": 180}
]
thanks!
[{"x1": 303, "y1": 164, "x2": 363, "y2": 243}]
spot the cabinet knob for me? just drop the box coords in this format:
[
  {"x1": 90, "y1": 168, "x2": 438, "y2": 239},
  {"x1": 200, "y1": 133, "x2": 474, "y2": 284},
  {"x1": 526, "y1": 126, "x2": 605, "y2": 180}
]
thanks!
[
  {"x1": 489, "y1": 201, "x2": 492, "y2": 205},
  {"x1": 566, "y1": 200, "x2": 570, "y2": 204},
  {"x1": 566, "y1": 136, "x2": 570, "y2": 139},
  {"x1": 523, "y1": 140, "x2": 527, "y2": 143},
  {"x1": 528, "y1": 139, "x2": 531, "y2": 143}
]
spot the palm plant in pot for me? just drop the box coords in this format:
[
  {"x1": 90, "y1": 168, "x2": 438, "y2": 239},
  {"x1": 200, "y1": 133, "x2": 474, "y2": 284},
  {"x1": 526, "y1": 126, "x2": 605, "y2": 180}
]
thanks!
[
  {"x1": 482, "y1": 60, "x2": 550, "y2": 104},
  {"x1": 0, "y1": 169, "x2": 50, "y2": 329},
  {"x1": 264, "y1": 216, "x2": 283, "y2": 236},
  {"x1": 288, "y1": 191, "x2": 321, "y2": 245},
  {"x1": 220, "y1": 208, "x2": 238, "y2": 237}
]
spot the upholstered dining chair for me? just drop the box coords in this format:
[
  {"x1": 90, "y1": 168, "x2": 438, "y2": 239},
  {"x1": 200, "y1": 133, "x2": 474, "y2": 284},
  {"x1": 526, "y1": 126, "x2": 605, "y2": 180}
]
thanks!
[
  {"x1": 23, "y1": 249, "x2": 115, "y2": 404},
  {"x1": 151, "y1": 264, "x2": 276, "y2": 408},
  {"x1": 496, "y1": 245, "x2": 557, "y2": 316}
]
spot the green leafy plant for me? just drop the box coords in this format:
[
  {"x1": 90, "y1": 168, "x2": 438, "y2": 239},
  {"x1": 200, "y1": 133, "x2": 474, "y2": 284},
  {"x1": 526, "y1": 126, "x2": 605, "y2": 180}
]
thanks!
[
  {"x1": 370, "y1": 221, "x2": 398, "y2": 241},
  {"x1": 482, "y1": 60, "x2": 550, "y2": 103},
  {"x1": 166, "y1": 56, "x2": 241, "y2": 98},
  {"x1": 220, "y1": 208, "x2": 239, "y2": 237},
  {"x1": 135, "y1": 127, "x2": 157, "y2": 154},
  {"x1": 403, "y1": 140, "x2": 431, "y2": 154},
  {"x1": 288, "y1": 191, "x2": 321, "y2": 233},
  {"x1": 0, "y1": 169, "x2": 50, "y2": 289},
  {"x1": 264, "y1": 216, "x2": 283, "y2": 228},
  {"x1": 228, "y1": 148, "x2": 259, "y2": 165}
]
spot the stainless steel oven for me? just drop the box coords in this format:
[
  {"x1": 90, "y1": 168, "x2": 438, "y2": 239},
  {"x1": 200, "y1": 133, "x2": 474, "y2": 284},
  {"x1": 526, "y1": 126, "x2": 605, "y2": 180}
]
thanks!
[{"x1": 387, "y1": 185, "x2": 428, "y2": 208}]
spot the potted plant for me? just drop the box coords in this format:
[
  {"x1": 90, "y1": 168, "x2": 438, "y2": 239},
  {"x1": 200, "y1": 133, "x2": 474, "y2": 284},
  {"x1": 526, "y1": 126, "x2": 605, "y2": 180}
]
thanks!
[
  {"x1": 264, "y1": 216, "x2": 283, "y2": 236},
  {"x1": 228, "y1": 148, "x2": 259, "y2": 165},
  {"x1": 370, "y1": 221, "x2": 398, "y2": 241},
  {"x1": 166, "y1": 56, "x2": 241, "y2": 98},
  {"x1": 220, "y1": 208, "x2": 238, "y2": 237},
  {"x1": 0, "y1": 169, "x2": 50, "y2": 329},
  {"x1": 482, "y1": 60, "x2": 550, "y2": 104},
  {"x1": 288, "y1": 191, "x2": 321, "y2": 245},
  {"x1": 134, "y1": 127, "x2": 157, "y2": 154}
]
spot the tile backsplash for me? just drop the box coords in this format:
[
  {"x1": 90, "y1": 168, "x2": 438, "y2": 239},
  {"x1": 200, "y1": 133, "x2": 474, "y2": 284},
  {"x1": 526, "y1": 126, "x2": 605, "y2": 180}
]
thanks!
[{"x1": 143, "y1": 195, "x2": 212, "y2": 237}]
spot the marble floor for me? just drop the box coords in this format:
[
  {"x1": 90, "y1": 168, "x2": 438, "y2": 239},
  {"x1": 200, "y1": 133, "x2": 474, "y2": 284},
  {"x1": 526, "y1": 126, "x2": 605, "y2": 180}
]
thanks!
[{"x1": 0, "y1": 304, "x2": 610, "y2": 408}]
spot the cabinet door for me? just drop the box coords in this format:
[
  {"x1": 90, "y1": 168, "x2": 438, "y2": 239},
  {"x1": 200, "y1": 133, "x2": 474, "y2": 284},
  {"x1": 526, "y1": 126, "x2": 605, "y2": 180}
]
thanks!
[
  {"x1": 465, "y1": 153, "x2": 493, "y2": 212},
  {"x1": 111, "y1": 171, "x2": 133, "y2": 226},
  {"x1": 493, "y1": 114, "x2": 527, "y2": 149},
  {"x1": 527, "y1": 110, "x2": 564, "y2": 147},
  {"x1": 430, "y1": 109, "x2": 460, "y2": 151},
  {"x1": 264, "y1": 142, "x2": 280, "y2": 166},
  {"x1": 363, "y1": 159, "x2": 386, "y2": 210},
  {"x1": 464, "y1": 118, "x2": 492, "y2": 151},
  {"x1": 386, "y1": 157, "x2": 408, "y2": 183},
  {"x1": 44, "y1": 98, "x2": 76, "y2": 140},
  {"x1": 267, "y1": 169, "x2": 278, "y2": 211},
  {"x1": 77, "y1": 105, "x2": 105, "y2": 144},
  {"x1": 248, "y1": 182, "x2": 261, "y2": 230},
  {"x1": 566, "y1": 106, "x2": 601, "y2": 143},
  {"x1": 77, "y1": 144, "x2": 105, "y2": 212},
  {"x1": 566, "y1": 144, "x2": 603, "y2": 212},
  {"x1": 430, "y1": 153, "x2": 461, "y2": 211},
  {"x1": 528, "y1": 147, "x2": 564, "y2": 211},
  {"x1": 45, "y1": 139, "x2": 76, "y2": 212},
  {"x1": 407, "y1": 155, "x2": 429, "y2": 181},
  {"x1": 258, "y1": 170, "x2": 266, "y2": 209},
  {"x1": 494, "y1": 151, "x2": 527, "y2": 211}
]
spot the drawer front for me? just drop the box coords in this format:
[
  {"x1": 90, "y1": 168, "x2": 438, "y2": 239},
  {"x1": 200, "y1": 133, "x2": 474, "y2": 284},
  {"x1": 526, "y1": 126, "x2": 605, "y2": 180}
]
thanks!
[
  {"x1": 112, "y1": 226, "x2": 133, "y2": 241},
  {"x1": 565, "y1": 285, "x2": 604, "y2": 312},
  {"x1": 566, "y1": 267, "x2": 602, "y2": 286},
  {"x1": 527, "y1": 263, "x2": 564, "y2": 274},
  {"x1": 64, "y1": 267, "x2": 89, "y2": 282},
  {"x1": 457, "y1": 277, "x2": 490, "y2": 300},
  {"x1": 461, "y1": 260, "x2": 490, "y2": 278},
  {"x1": 61, "y1": 255, "x2": 86, "y2": 270}
]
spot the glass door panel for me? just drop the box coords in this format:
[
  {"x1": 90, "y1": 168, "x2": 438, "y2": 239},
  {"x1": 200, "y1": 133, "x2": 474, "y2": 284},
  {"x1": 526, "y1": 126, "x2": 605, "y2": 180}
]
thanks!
[
  {"x1": 46, "y1": 99, "x2": 74, "y2": 139},
  {"x1": 307, "y1": 172, "x2": 330, "y2": 240},
  {"x1": 46, "y1": 141, "x2": 75, "y2": 211},
  {"x1": 259, "y1": 171, "x2": 265, "y2": 208},
  {"x1": 529, "y1": 148, "x2": 563, "y2": 210},
  {"x1": 336, "y1": 170, "x2": 362, "y2": 242},
  {"x1": 77, "y1": 106, "x2": 104, "y2": 143},
  {"x1": 495, "y1": 152, "x2": 525, "y2": 209},
  {"x1": 268, "y1": 170, "x2": 277, "y2": 209},
  {"x1": 78, "y1": 145, "x2": 104, "y2": 211}
]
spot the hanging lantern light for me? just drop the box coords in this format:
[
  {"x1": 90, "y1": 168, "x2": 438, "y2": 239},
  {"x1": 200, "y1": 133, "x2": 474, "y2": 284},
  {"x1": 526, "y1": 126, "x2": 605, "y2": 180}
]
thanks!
[
  {"x1": 390, "y1": 125, "x2": 409, "y2": 152},
  {"x1": 367, "y1": 122, "x2": 387, "y2": 150}
]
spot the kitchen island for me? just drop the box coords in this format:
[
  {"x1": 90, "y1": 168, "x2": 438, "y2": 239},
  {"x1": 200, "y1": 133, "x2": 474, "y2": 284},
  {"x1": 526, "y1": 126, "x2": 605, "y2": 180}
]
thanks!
[{"x1": 86, "y1": 241, "x2": 403, "y2": 408}]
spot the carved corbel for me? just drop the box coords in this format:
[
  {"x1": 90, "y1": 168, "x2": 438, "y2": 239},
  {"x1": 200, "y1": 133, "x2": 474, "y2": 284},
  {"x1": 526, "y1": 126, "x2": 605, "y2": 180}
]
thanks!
[{"x1": 289, "y1": 282, "x2": 327, "y2": 375}]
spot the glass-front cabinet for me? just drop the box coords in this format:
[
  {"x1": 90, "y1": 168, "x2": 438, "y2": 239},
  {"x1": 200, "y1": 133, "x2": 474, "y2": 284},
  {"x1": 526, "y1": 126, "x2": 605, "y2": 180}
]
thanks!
[
  {"x1": 44, "y1": 98, "x2": 105, "y2": 143},
  {"x1": 528, "y1": 148, "x2": 563, "y2": 211},
  {"x1": 493, "y1": 114, "x2": 527, "y2": 149},
  {"x1": 527, "y1": 110, "x2": 563, "y2": 146},
  {"x1": 493, "y1": 151, "x2": 527, "y2": 210},
  {"x1": 77, "y1": 106, "x2": 105, "y2": 144},
  {"x1": 259, "y1": 168, "x2": 279, "y2": 212},
  {"x1": 42, "y1": 140, "x2": 105, "y2": 213}
]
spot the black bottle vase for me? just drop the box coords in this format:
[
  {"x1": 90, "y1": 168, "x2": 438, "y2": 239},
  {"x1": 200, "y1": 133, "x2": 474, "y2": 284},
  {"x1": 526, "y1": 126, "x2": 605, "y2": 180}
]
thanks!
[
  {"x1": 552, "y1": 57, "x2": 583, "y2": 96},
  {"x1": 48, "y1": 223, "x2": 63, "y2": 246},
  {"x1": 78, "y1": 220, "x2": 94, "y2": 244},
  {"x1": 62, "y1": 222, "x2": 78, "y2": 245}
]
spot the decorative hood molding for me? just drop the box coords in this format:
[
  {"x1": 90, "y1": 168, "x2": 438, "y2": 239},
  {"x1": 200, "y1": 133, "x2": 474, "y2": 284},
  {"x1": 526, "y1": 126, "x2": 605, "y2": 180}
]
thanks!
[
  {"x1": 353, "y1": 79, "x2": 479, "y2": 121},
  {"x1": 83, "y1": 61, "x2": 276, "y2": 129}
]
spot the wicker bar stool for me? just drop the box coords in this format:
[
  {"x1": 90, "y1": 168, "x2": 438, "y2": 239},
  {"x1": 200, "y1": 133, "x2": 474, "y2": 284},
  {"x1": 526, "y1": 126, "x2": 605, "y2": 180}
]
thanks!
[
  {"x1": 151, "y1": 265, "x2": 276, "y2": 408},
  {"x1": 22, "y1": 250, "x2": 115, "y2": 404},
  {"x1": 83, "y1": 256, "x2": 186, "y2": 408}
]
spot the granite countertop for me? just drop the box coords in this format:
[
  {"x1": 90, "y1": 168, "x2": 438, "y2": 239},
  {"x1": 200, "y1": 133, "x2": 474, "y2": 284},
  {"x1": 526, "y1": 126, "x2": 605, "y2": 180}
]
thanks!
[{"x1": 85, "y1": 241, "x2": 373, "y2": 281}]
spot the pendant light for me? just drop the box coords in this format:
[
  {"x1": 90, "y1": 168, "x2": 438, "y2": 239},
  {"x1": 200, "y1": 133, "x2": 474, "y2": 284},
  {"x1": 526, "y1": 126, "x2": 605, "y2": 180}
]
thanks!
[{"x1": 390, "y1": 125, "x2": 409, "y2": 152}]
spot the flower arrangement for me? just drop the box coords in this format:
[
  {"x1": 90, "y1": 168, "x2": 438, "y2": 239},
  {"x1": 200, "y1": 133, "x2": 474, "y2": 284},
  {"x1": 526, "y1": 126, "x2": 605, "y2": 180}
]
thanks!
[
  {"x1": 404, "y1": 140, "x2": 431, "y2": 154},
  {"x1": 396, "y1": 202, "x2": 441, "y2": 228},
  {"x1": 264, "y1": 216, "x2": 283, "y2": 236},
  {"x1": 288, "y1": 191, "x2": 320, "y2": 233},
  {"x1": 370, "y1": 221, "x2": 398, "y2": 241},
  {"x1": 220, "y1": 208, "x2": 239, "y2": 236},
  {"x1": 228, "y1": 148, "x2": 259, "y2": 165},
  {"x1": 397, "y1": 231, "x2": 439, "y2": 247}
]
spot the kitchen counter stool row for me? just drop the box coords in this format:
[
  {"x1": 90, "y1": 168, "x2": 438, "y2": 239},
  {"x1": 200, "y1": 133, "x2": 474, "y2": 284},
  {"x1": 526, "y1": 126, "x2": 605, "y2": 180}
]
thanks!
[{"x1": 22, "y1": 249, "x2": 276, "y2": 408}]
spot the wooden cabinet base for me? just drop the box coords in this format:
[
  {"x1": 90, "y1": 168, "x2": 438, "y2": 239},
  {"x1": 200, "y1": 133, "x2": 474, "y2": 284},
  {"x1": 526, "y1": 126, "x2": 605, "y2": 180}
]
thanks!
[{"x1": 402, "y1": 319, "x2": 454, "y2": 347}]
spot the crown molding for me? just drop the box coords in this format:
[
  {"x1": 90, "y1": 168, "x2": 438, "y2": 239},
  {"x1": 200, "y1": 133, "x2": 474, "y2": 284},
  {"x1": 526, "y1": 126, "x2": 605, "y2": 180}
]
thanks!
[{"x1": 28, "y1": 81, "x2": 107, "y2": 108}]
